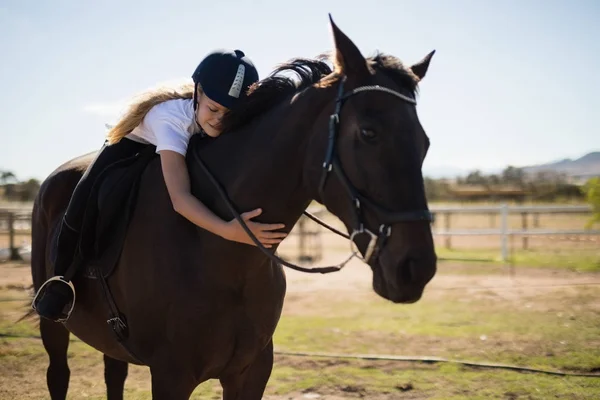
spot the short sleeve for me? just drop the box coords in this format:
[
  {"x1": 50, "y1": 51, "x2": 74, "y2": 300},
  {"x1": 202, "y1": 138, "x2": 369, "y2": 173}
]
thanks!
[{"x1": 143, "y1": 103, "x2": 191, "y2": 156}]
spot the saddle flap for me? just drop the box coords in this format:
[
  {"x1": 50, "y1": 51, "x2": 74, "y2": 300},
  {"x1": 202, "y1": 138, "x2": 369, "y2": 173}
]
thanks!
[{"x1": 80, "y1": 145, "x2": 158, "y2": 278}]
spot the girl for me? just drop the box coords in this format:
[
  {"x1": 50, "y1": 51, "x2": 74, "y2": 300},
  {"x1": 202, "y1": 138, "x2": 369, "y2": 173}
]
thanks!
[{"x1": 33, "y1": 49, "x2": 287, "y2": 322}]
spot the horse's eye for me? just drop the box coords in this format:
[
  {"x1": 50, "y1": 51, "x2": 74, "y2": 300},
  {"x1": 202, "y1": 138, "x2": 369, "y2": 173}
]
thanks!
[{"x1": 360, "y1": 128, "x2": 377, "y2": 141}]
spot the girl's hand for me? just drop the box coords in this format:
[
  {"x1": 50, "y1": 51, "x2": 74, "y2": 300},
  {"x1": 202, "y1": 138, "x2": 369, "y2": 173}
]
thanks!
[{"x1": 223, "y1": 208, "x2": 287, "y2": 248}]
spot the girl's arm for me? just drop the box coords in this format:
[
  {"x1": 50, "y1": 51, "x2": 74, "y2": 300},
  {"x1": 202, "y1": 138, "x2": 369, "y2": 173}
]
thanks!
[{"x1": 159, "y1": 150, "x2": 286, "y2": 248}]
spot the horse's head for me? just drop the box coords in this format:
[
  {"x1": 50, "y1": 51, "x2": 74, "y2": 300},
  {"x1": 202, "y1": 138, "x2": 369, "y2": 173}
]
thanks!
[{"x1": 309, "y1": 16, "x2": 437, "y2": 303}]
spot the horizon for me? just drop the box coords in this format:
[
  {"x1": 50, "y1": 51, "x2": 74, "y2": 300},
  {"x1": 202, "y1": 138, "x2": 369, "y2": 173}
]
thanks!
[
  {"x1": 3, "y1": 149, "x2": 597, "y2": 182},
  {"x1": 423, "y1": 149, "x2": 600, "y2": 179},
  {"x1": 1, "y1": 0, "x2": 599, "y2": 181}
]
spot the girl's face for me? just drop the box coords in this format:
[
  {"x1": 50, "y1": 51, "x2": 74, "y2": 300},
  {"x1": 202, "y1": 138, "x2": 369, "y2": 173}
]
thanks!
[{"x1": 195, "y1": 92, "x2": 228, "y2": 137}]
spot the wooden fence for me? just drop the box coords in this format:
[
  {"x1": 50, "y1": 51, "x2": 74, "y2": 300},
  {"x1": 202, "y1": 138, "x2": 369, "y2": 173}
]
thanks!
[{"x1": 1, "y1": 204, "x2": 598, "y2": 263}]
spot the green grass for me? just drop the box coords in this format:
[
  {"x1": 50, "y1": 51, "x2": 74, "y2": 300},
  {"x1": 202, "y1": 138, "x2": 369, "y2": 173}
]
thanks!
[
  {"x1": 436, "y1": 247, "x2": 600, "y2": 271},
  {"x1": 1, "y1": 277, "x2": 599, "y2": 399},
  {"x1": 274, "y1": 287, "x2": 600, "y2": 372},
  {"x1": 265, "y1": 283, "x2": 600, "y2": 398},
  {"x1": 268, "y1": 359, "x2": 599, "y2": 399}
]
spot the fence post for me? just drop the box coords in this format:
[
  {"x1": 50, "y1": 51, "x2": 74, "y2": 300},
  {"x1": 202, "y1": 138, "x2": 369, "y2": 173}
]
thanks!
[
  {"x1": 8, "y1": 212, "x2": 20, "y2": 261},
  {"x1": 500, "y1": 204, "x2": 509, "y2": 262},
  {"x1": 521, "y1": 212, "x2": 528, "y2": 250},
  {"x1": 444, "y1": 212, "x2": 451, "y2": 249}
]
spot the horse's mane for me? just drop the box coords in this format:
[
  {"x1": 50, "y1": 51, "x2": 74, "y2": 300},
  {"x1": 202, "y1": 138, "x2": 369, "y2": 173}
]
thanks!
[
  {"x1": 220, "y1": 51, "x2": 420, "y2": 133},
  {"x1": 220, "y1": 55, "x2": 333, "y2": 132}
]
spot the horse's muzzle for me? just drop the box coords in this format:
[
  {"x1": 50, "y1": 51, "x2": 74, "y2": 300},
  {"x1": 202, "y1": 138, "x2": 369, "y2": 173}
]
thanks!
[{"x1": 372, "y1": 251, "x2": 437, "y2": 304}]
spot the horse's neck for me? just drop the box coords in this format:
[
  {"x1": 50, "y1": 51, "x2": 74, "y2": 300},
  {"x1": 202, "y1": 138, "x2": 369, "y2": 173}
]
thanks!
[{"x1": 196, "y1": 86, "x2": 334, "y2": 227}]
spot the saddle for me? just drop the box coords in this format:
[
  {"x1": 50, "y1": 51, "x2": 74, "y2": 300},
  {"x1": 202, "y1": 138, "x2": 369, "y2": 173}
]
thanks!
[{"x1": 77, "y1": 144, "x2": 159, "y2": 279}]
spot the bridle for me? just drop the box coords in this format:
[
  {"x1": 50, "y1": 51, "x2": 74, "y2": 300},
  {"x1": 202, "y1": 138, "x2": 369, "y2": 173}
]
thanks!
[
  {"x1": 193, "y1": 76, "x2": 433, "y2": 274},
  {"x1": 316, "y1": 76, "x2": 434, "y2": 263}
]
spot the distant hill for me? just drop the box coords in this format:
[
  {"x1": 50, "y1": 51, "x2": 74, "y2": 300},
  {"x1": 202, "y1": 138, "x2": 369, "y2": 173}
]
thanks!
[
  {"x1": 423, "y1": 151, "x2": 600, "y2": 180},
  {"x1": 521, "y1": 152, "x2": 600, "y2": 179},
  {"x1": 423, "y1": 165, "x2": 502, "y2": 179}
]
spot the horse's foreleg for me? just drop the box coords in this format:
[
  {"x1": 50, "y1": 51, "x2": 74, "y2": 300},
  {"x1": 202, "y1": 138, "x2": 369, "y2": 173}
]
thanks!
[
  {"x1": 104, "y1": 354, "x2": 128, "y2": 400},
  {"x1": 150, "y1": 366, "x2": 197, "y2": 400},
  {"x1": 40, "y1": 318, "x2": 71, "y2": 400},
  {"x1": 220, "y1": 339, "x2": 274, "y2": 400}
]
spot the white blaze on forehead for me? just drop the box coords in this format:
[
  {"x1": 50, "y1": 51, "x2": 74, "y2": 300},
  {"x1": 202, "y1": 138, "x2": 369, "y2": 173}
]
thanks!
[{"x1": 228, "y1": 64, "x2": 246, "y2": 98}]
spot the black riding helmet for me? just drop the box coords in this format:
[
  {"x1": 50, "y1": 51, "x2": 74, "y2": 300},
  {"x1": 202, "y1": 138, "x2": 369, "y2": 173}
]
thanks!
[{"x1": 192, "y1": 49, "x2": 259, "y2": 111}]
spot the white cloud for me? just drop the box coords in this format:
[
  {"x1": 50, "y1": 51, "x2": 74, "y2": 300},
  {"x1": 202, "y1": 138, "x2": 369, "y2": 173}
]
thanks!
[
  {"x1": 82, "y1": 77, "x2": 192, "y2": 119},
  {"x1": 82, "y1": 100, "x2": 130, "y2": 118}
]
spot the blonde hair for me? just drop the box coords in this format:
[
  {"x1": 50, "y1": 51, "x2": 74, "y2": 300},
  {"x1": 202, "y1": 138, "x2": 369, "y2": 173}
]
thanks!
[{"x1": 106, "y1": 83, "x2": 201, "y2": 144}]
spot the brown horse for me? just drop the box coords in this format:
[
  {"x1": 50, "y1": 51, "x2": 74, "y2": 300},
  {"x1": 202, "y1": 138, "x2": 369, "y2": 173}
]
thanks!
[{"x1": 29, "y1": 16, "x2": 437, "y2": 399}]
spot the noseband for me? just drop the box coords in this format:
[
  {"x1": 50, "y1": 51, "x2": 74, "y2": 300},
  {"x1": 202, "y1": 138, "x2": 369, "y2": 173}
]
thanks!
[{"x1": 193, "y1": 76, "x2": 433, "y2": 274}]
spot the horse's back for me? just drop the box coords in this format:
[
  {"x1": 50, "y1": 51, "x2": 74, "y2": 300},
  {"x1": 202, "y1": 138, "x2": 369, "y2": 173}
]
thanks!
[{"x1": 37, "y1": 151, "x2": 98, "y2": 217}]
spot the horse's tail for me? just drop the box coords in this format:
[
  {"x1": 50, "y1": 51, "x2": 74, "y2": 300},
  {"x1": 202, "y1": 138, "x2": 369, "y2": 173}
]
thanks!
[
  {"x1": 29, "y1": 180, "x2": 49, "y2": 291},
  {"x1": 106, "y1": 83, "x2": 197, "y2": 145},
  {"x1": 15, "y1": 306, "x2": 38, "y2": 325},
  {"x1": 17, "y1": 187, "x2": 48, "y2": 326}
]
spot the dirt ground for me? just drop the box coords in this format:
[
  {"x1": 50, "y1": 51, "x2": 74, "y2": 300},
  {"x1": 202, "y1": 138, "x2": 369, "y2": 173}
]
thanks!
[
  {"x1": 1, "y1": 252, "x2": 599, "y2": 399},
  {"x1": 2, "y1": 252, "x2": 598, "y2": 308},
  {"x1": 1, "y1": 204, "x2": 599, "y2": 398}
]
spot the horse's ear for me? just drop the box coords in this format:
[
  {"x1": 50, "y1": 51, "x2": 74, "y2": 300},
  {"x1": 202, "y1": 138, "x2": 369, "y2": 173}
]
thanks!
[
  {"x1": 410, "y1": 50, "x2": 436, "y2": 81},
  {"x1": 329, "y1": 14, "x2": 369, "y2": 80}
]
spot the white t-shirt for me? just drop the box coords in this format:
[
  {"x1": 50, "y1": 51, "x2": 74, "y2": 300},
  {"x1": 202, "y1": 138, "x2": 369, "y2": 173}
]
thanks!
[{"x1": 126, "y1": 98, "x2": 201, "y2": 156}]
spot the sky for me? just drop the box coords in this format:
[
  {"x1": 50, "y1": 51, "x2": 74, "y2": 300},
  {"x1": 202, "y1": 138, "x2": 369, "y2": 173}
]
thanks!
[{"x1": 1, "y1": 0, "x2": 598, "y2": 181}]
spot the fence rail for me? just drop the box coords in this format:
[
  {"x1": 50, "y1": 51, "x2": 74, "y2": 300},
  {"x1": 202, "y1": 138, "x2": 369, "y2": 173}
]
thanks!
[
  {"x1": 1, "y1": 204, "x2": 598, "y2": 262},
  {"x1": 430, "y1": 204, "x2": 598, "y2": 261},
  {"x1": 432, "y1": 228, "x2": 599, "y2": 236},
  {"x1": 0, "y1": 209, "x2": 32, "y2": 260},
  {"x1": 431, "y1": 205, "x2": 592, "y2": 214}
]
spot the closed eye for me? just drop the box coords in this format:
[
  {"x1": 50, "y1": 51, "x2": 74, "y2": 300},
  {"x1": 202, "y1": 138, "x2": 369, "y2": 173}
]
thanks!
[{"x1": 360, "y1": 128, "x2": 377, "y2": 141}]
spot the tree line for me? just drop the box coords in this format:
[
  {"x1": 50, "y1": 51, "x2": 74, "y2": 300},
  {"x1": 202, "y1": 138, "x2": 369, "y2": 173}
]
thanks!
[
  {"x1": 424, "y1": 166, "x2": 588, "y2": 202},
  {"x1": 1, "y1": 167, "x2": 599, "y2": 227},
  {"x1": 0, "y1": 171, "x2": 41, "y2": 202}
]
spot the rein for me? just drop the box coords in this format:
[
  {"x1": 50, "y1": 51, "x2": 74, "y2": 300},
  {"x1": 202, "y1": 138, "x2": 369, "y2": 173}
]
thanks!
[
  {"x1": 192, "y1": 77, "x2": 432, "y2": 273},
  {"x1": 192, "y1": 151, "x2": 351, "y2": 274}
]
